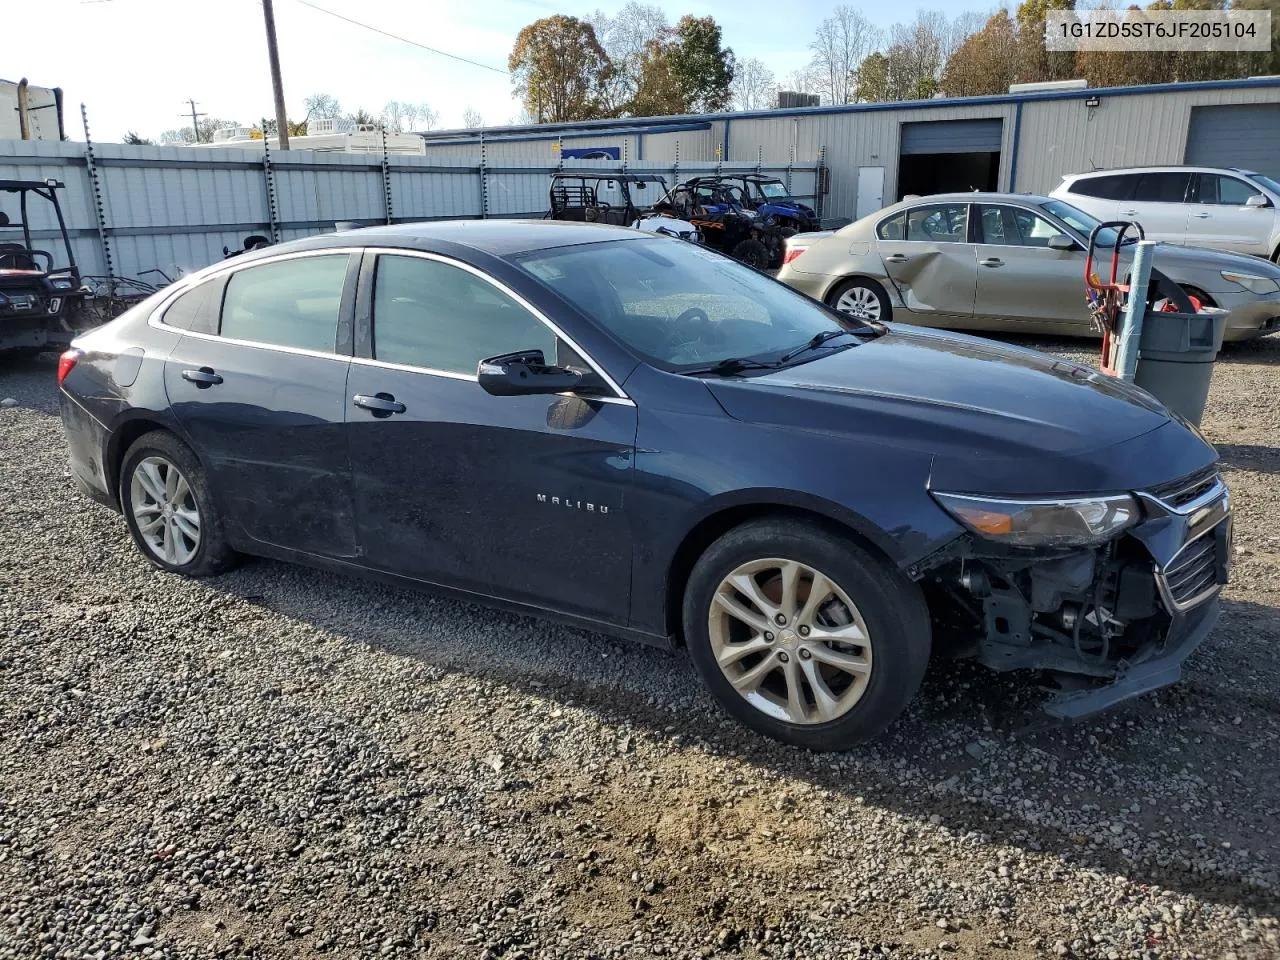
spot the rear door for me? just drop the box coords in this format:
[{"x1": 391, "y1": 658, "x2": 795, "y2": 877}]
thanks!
[
  {"x1": 874, "y1": 201, "x2": 977, "y2": 318},
  {"x1": 1187, "y1": 173, "x2": 1274, "y2": 255},
  {"x1": 1121, "y1": 171, "x2": 1192, "y2": 243},
  {"x1": 162, "y1": 251, "x2": 360, "y2": 558},
  {"x1": 344, "y1": 250, "x2": 637, "y2": 625},
  {"x1": 973, "y1": 203, "x2": 1090, "y2": 330}
]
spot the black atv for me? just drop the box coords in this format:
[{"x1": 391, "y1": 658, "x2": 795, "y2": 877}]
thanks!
[
  {"x1": 547, "y1": 172, "x2": 669, "y2": 226},
  {"x1": 662, "y1": 180, "x2": 786, "y2": 270},
  {"x1": 0, "y1": 179, "x2": 88, "y2": 352}
]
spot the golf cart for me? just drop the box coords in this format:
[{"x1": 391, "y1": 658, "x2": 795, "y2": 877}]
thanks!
[
  {"x1": 0, "y1": 179, "x2": 87, "y2": 352},
  {"x1": 662, "y1": 179, "x2": 786, "y2": 270},
  {"x1": 680, "y1": 175, "x2": 820, "y2": 233}
]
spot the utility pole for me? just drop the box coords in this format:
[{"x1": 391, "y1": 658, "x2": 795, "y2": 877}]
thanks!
[
  {"x1": 181, "y1": 99, "x2": 207, "y2": 143},
  {"x1": 261, "y1": 0, "x2": 290, "y2": 150}
]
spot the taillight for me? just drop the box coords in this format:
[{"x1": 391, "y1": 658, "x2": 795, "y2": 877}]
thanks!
[
  {"x1": 782, "y1": 246, "x2": 806, "y2": 266},
  {"x1": 57, "y1": 348, "x2": 82, "y2": 386}
]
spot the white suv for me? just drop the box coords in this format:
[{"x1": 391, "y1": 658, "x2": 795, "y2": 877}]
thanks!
[{"x1": 1050, "y1": 166, "x2": 1280, "y2": 261}]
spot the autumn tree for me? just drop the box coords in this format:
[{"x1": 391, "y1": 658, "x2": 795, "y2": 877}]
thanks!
[
  {"x1": 941, "y1": 11, "x2": 1018, "y2": 96},
  {"x1": 509, "y1": 15, "x2": 613, "y2": 122},
  {"x1": 731, "y1": 57, "x2": 777, "y2": 111},
  {"x1": 631, "y1": 15, "x2": 735, "y2": 115},
  {"x1": 1014, "y1": 0, "x2": 1077, "y2": 84},
  {"x1": 810, "y1": 6, "x2": 882, "y2": 105},
  {"x1": 853, "y1": 52, "x2": 891, "y2": 102}
]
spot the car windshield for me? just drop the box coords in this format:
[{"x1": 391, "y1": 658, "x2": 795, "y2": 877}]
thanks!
[
  {"x1": 515, "y1": 238, "x2": 872, "y2": 372},
  {"x1": 757, "y1": 181, "x2": 789, "y2": 199},
  {"x1": 1245, "y1": 172, "x2": 1280, "y2": 196},
  {"x1": 1039, "y1": 198, "x2": 1136, "y2": 248}
]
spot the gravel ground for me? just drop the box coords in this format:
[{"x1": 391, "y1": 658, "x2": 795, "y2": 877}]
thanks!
[{"x1": 1, "y1": 336, "x2": 1278, "y2": 960}]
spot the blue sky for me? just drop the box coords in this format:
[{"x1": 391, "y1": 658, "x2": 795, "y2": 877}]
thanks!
[{"x1": 10, "y1": 0, "x2": 988, "y2": 142}]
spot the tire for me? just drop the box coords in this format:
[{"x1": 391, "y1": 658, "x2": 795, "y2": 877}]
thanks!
[
  {"x1": 827, "y1": 278, "x2": 892, "y2": 323},
  {"x1": 119, "y1": 430, "x2": 238, "y2": 577},
  {"x1": 1177, "y1": 284, "x2": 1216, "y2": 309},
  {"x1": 731, "y1": 238, "x2": 770, "y2": 270},
  {"x1": 682, "y1": 519, "x2": 931, "y2": 750}
]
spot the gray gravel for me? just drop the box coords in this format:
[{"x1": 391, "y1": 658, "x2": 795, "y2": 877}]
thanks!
[{"x1": 1, "y1": 339, "x2": 1279, "y2": 960}]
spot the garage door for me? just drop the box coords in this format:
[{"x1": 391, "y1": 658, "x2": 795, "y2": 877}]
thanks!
[
  {"x1": 900, "y1": 119, "x2": 1003, "y2": 155},
  {"x1": 1185, "y1": 104, "x2": 1280, "y2": 179}
]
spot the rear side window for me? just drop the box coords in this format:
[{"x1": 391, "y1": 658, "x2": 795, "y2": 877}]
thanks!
[
  {"x1": 161, "y1": 276, "x2": 224, "y2": 334},
  {"x1": 219, "y1": 255, "x2": 349, "y2": 353},
  {"x1": 1198, "y1": 174, "x2": 1259, "y2": 206},
  {"x1": 877, "y1": 211, "x2": 907, "y2": 240},
  {"x1": 1132, "y1": 172, "x2": 1191, "y2": 203},
  {"x1": 372, "y1": 255, "x2": 557, "y2": 376},
  {"x1": 1068, "y1": 174, "x2": 1132, "y2": 200}
]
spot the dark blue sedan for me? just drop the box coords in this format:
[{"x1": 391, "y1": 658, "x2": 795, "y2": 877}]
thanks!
[{"x1": 58, "y1": 221, "x2": 1231, "y2": 749}]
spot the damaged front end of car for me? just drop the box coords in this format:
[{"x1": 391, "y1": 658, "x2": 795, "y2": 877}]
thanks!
[{"x1": 914, "y1": 466, "x2": 1232, "y2": 718}]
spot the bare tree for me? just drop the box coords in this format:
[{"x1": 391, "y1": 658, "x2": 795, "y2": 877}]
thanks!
[
  {"x1": 809, "y1": 6, "x2": 882, "y2": 105},
  {"x1": 416, "y1": 103, "x2": 440, "y2": 131},
  {"x1": 462, "y1": 107, "x2": 483, "y2": 129},
  {"x1": 784, "y1": 66, "x2": 823, "y2": 100},
  {"x1": 591, "y1": 2, "x2": 669, "y2": 113},
  {"x1": 887, "y1": 10, "x2": 952, "y2": 99},
  {"x1": 380, "y1": 100, "x2": 406, "y2": 133},
  {"x1": 400, "y1": 103, "x2": 420, "y2": 132},
  {"x1": 730, "y1": 57, "x2": 776, "y2": 111},
  {"x1": 303, "y1": 92, "x2": 342, "y2": 120}
]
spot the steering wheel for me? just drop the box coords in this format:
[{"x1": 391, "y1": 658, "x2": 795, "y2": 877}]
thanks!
[{"x1": 663, "y1": 306, "x2": 719, "y2": 354}]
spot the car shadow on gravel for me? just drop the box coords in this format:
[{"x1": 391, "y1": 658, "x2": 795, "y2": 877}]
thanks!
[
  {"x1": 1216, "y1": 442, "x2": 1280, "y2": 476},
  {"x1": 212, "y1": 560, "x2": 1280, "y2": 915}
]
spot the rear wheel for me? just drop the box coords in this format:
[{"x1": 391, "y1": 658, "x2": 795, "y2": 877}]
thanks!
[
  {"x1": 731, "y1": 238, "x2": 770, "y2": 270},
  {"x1": 828, "y1": 278, "x2": 891, "y2": 323},
  {"x1": 119, "y1": 431, "x2": 238, "y2": 577},
  {"x1": 683, "y1": 519, "x2": 930, "y2": 750}
]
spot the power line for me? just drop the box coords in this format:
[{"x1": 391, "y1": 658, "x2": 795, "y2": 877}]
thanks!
[{"x1": 291, "y1": 0, "x2": 508, "y2": 75}]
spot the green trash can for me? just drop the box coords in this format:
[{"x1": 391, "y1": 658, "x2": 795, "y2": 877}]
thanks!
[{"x1": 1133, "y1": 307, "x2": 1228, "y2": 427}]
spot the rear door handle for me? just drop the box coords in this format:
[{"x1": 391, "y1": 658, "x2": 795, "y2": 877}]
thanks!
[
  {"x1": 353, "y1": 392, "x2": 406, "y2": 417},
  {"x1": 979, "y1": 258, "x2": 1004, "y2": 268},
  {"x1": 1123, "y1": 210, "x2": 1139, "y2": 217},
  {"x1": 1191, "y1": 212, "x2": 1211, "y2": 219},
  {"x1": 181, "y1": 367, "x2": 222, "y2": 387},
  {"x1": 883, "y1": 254, "x2": 910, "y2": 263}
]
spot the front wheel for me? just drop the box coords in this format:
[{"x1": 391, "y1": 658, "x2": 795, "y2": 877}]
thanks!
[
  {"x1": 828, "y1": 278, "x2": 891, "y2": 323},
  {"x1": 683, "y1": 519, "x2": 931, "y2": 750}
]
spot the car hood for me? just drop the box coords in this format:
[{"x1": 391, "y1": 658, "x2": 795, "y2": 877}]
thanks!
[
  {"x1": 1135, "y1": 241, "x2": 1280, "y2": 277},
  {"x1": 704, "y1": 325, "x2": 1216, "y2": 495}
]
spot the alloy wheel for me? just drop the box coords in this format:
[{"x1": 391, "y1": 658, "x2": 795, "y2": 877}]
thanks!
[
  {"x1": 834, "y1": 286, "x2": 882, "y2": 321},
  {"x1": 707, "y1": 557, "x2": 873, "y2": 725},
  {"x1": 130, "y1": 455, "x2": 201, "y2": 566}
]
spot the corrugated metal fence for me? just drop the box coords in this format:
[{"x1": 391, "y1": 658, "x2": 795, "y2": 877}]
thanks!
[{"x1": 0, "y1": 139, "x2": 822, "y2": 283}]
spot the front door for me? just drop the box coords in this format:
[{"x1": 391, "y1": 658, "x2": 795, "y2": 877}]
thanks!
[
  {"x1": 973, "y1": 203, "x2": 1088, "y2": 331},
  {"x1": 163, "y1": 252, "x2": 360, "y2": 557},
  {"x1": 345, "y1": 251, "x2": 637, "y2": 625},
  {"x1": 874, "y1": 201, "x2": 977, "y2": 319},
  {"x1": 1187, "y1": 173, "x2": 1274, "y2": 256}
]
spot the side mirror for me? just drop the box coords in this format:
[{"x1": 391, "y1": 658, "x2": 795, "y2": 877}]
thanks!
[
  {"x1": 1246, "y1": 193, "x2": 1271, "y2": 208},
  {"x1": 478, "y1": 349, "x2": 600, "y2": 397},
  {"x1": 1047, "y1": 234, "x2": 1077, "y2": 251}
]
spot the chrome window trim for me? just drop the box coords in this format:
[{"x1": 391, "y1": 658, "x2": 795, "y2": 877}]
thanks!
[
  {"x1": 973, "y1": 203, "x2": 1074, "y2": 249},
  {"x1": 147, "y1": 247, "x2": 364, "y2": 355},
  {"x1": 347, "y1": 355, "x2": 634, "y2": 406},
  {"x1": 875, "y1": 201, "x2": 972, "y2": 245},
  {"x1": 367, "y1": 248, "x2": 633, "y2": 404}
]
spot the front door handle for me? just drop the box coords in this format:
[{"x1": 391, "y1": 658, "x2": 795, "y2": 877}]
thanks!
[
  {"x1": 883, "y1": 254, "x2": 910, "y2": 263},
  {"x1": 1191, "y1": 212, "x2": 1211, "y2": 219},
  {"x1": 353, "y1": 392, "x2": 406, "y2": 417},
  {"x1": 979, "y1": 258, "x2": 1004, "y2": 268},
  {"x1": 1123, "y1": 210, "x2": 1139, "y2": 217},
  {"x1": 181, "y1": 367, "x2": 223, "y2": 388}
]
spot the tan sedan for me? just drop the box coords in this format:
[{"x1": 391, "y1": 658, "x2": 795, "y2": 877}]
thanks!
[{"x1": 776, "y1": 192, "x2": 1280, "y2": 342}]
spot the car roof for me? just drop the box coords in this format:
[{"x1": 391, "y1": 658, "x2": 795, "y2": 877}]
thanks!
[
  {"x1": 890, "y1": 192, "x2": 1056, "y2": 206},
  {"x1": 252, "y1": 219, "x2": 645, "y2": 259},
  {"x1": 1062, "y1": 165, "x2": 1257, "y2": 179}
]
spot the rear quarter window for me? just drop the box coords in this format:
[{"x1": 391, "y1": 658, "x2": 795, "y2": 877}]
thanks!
[
  {"x1": 160, "y1": 276, "x2": 225, "y2": 334},
  {"x1": 1068, "y1": 174, "x2": 1132, "y2": 201}
]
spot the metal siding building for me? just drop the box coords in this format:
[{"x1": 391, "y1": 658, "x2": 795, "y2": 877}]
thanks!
[{"x1": 421, "y1": 78, "x2": 1280, "y2": 222}]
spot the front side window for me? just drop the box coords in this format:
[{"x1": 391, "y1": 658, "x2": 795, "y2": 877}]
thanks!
[
  {"x1": 372, "y1": 255, "x2": 557, "y2": 375},
  {"x1": 978, "y1": 205, "x2": 1068, "y2": 247},
  {"x1": 220, "y1": 255, "x2": 349, "y2": 352},
  {"x1": 516, "y1": 238, "x2": 873, "y2": 371},
  {"x1": 1132, "y1": 172, "x2": 1191, "y2": 204},
  {"x1": 1199, "y1": 174, "x2": 1261, "y2": 206}
]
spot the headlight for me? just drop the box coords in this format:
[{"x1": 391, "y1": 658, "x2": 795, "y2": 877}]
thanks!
[
  {"x1": 1220, "y1": 270, "x2": 1280, "y2": 295},
  {"x1": 50, "y1": 279, "x2": 73, "y2": 290},
  {"x1": 932, "y1": 492, "x2": 1139, "y2": 547}
]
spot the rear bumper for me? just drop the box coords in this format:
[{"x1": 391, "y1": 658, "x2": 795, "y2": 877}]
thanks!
[{"x1": 59, "y1": 389, "x2": 117, "y2": 509}]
